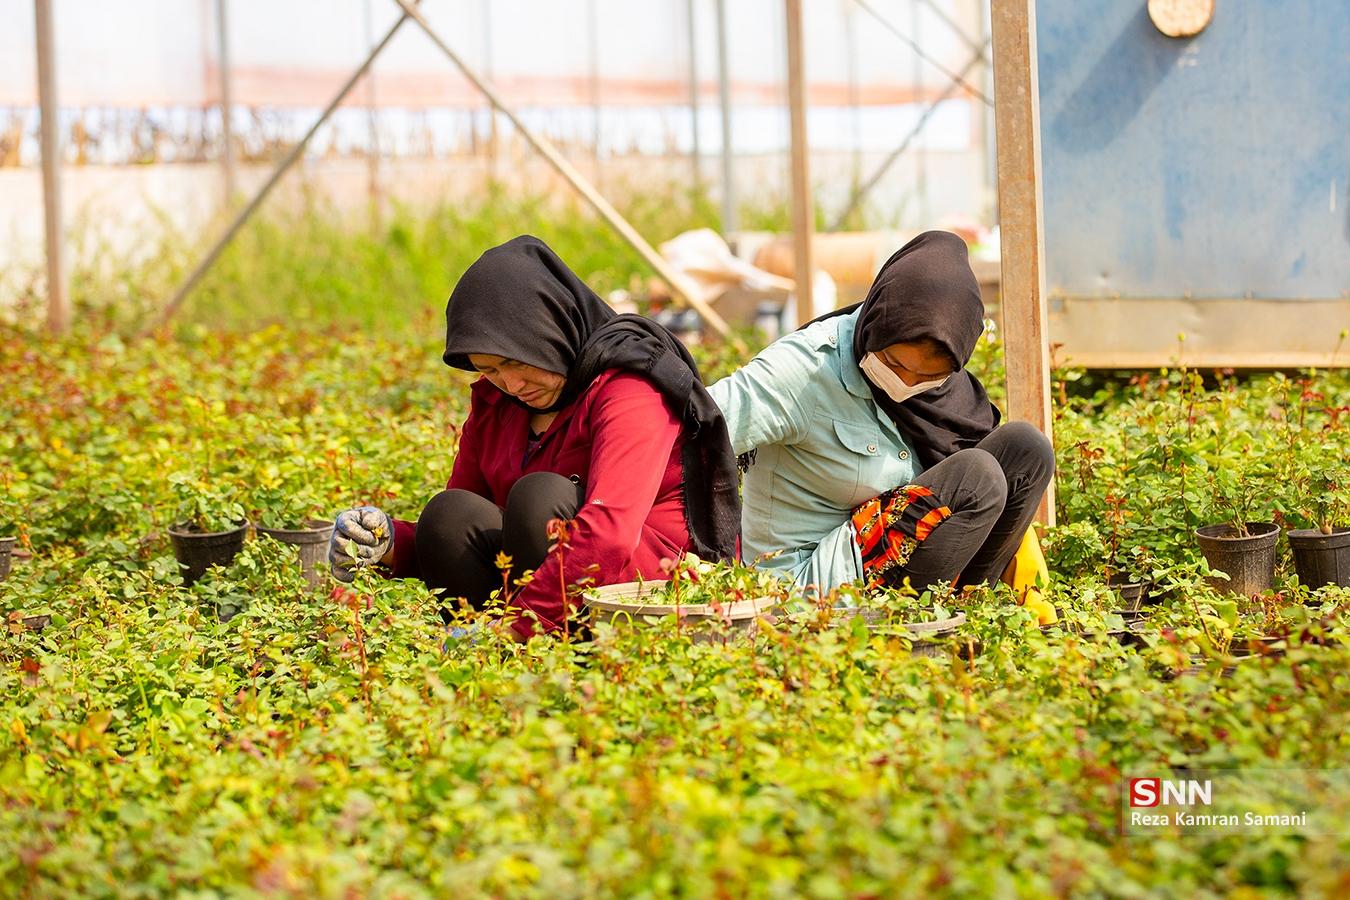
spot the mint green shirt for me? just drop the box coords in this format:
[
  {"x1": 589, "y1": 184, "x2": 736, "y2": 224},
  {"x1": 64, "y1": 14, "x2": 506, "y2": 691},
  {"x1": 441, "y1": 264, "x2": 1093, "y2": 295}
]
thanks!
[{"x1": 707, "y1": 310, "x2": 922, "y2": 593}]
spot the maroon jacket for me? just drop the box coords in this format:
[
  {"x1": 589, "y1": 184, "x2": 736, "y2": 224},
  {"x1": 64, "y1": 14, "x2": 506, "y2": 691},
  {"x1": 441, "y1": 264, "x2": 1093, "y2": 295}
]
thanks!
[{"x1": 387, "y1": 369, "x2": 690, "y2": 637}]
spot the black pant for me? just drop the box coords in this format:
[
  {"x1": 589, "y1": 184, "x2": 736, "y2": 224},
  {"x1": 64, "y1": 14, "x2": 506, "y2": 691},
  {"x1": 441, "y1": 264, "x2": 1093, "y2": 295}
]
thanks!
[
  {"x1": 895, "y1": 422, "x2": 1055, "y2": 591},
  {"x1": 414, "y1": 472, "x2": 584, "y2": 612}
]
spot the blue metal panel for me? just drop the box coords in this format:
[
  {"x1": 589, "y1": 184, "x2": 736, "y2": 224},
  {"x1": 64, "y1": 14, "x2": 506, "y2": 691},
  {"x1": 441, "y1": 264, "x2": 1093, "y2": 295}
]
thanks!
[{"x1": 1037, "y1": 1, "x2": 1350, "y2": 300}]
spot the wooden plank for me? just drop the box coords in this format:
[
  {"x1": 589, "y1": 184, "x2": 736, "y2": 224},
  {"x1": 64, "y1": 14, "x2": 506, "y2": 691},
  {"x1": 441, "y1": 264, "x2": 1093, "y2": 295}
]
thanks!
[
  {"x1": 990, "y1": 0, "x2": 1054, "y2": 523},
  {"x1": 35, "y1": 0, "x2": 67, "y2": 335},
  {"x1": 785, "y1": 0, "x2": 815, "y2": 326},
  {"x1": 1048, "y1": 296, "x2": 1350, "y2": 369}
]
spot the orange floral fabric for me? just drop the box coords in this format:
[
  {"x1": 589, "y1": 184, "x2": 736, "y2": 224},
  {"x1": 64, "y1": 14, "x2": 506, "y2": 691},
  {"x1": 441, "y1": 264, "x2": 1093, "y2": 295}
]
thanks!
[{"x1": 851, "y1": 484, "x2": 951, "y2": 585}]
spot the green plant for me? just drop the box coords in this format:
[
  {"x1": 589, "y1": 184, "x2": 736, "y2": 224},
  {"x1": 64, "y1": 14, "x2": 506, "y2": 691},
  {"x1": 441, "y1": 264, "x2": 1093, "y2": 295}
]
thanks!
[
  {"x1": 0, "y1": 464, "x2": 22, "y2": 539},
  {"x1": 633, "y1": 554, "x2": 789, "y2": 606},
  {"x1": 1041, "y1": 521, "x2": 1108, "y2": 581},
  {"x1": 1205, "y1": 462, "x2": 1272, "y2": 538},
  {"x1": 167, "y1": 470, "x2": 246, "y2": 533},
  {"x1": 249, "y1": 456, "x2": 327, "y2": 528},
  {"x1": 1294, "y1": 448, "x2": 1350, "y2": 534},
  {"x1": 4, "y1": 196, "x2": 1350, "y2": 897},
  {"x1": 817, "y1": 578, "x2": 953, "y2": 620}
]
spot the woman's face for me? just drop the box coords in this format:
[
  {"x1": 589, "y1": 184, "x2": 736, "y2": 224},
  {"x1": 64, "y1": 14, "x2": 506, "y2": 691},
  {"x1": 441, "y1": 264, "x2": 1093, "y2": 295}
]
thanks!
[
  {"x1": 873, "y1": 341, "x2": 955, "y2": 387},
  {"x1": 468, "y1": 354, "x2": 567, "y2": 409}
]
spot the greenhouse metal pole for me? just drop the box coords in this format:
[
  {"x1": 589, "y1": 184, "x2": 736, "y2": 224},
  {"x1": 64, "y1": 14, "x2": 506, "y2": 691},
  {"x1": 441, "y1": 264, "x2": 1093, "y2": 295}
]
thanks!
[
  {"x1": 35, "y1": 0, "x2": 67, "y2": 335},
  {"x1": 586, "y1": 0, "x2": 603, "y2": 187},
  {"x1": 392, "y1": 0, "x2": 731, "y2": 337},
  {"x1": 152, "y1": 3, "x2": 419, "y2": 330},
  {"x1": 482, "y1": 0, "x2": 497, "y2": 180},
  {"x1": 844, "y1": 1, "x2": 862, "y2": 193},
  {"x1": 785, "y1": 0, "x2": 814, "y2": 326},
  {"x1": 686, "y1": 0, "x2": 701, "y2": 188},
  {"x1": 990, "y1": 0, "x2": 1054, "y2": 523},
  {"x1": 912, "y1": 0, "x2": 928, "y2": 225},
  {"x1": 364, "y1": 0, "x2": 382, "y2": 220},
  {"x1": 215, "y1": 0, "x2": 237, "y2": 203},
  {"x1": 714, "y1": 0, "x2": 736, "y2": 234},
  {"x1": 851, "y1": 0, "x2": 990, "y2": 104},
  {"x1": 980, "y1": 0, "x2": 998, "y2": 225}
]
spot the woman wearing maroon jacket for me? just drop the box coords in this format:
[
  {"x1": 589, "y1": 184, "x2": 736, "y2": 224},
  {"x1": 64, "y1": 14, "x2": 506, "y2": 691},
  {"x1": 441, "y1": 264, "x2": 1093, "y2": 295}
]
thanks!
[{"x1": 327, "y1": 236, "x2": 741, "y2": 639}]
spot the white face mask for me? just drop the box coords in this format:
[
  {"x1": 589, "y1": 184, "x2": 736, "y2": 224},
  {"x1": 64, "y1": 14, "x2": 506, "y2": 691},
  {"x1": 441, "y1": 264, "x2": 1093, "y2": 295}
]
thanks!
[{"x1": 860, "y1": 352, "x2": 949, "y2": 403}]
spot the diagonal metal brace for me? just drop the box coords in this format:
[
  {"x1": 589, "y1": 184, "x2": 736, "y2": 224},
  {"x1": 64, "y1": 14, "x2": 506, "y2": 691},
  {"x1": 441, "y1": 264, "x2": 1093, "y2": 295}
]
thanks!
[
  {"x1": 390, "y1": 0, "x2": 730, "y2": 337},
  {"x1": 150, "y1": 3, "x2": 421, "y2": 331},
  {"x1": 830, "y1": 38, "x2": 990, "y2": 232},
  {"x1": 850, "y1": 0, "x2": 991, "y2": 106}
]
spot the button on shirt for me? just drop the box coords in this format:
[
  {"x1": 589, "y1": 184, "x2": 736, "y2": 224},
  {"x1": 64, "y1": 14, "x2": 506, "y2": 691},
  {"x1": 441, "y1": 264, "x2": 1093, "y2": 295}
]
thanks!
[{"x1": 707, "y1": 310, "x2": 922, "y2": 593}]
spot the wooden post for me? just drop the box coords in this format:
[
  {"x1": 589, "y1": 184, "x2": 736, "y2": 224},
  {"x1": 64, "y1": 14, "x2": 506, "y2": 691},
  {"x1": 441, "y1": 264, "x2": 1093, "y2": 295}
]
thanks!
[
  {"x1": 714, "y1": 0, "x2": 737, "y2": 234},
  {"x1": 393, "y1": 0, "x2": 731, "y2": 337},
  {"x1": 990, "y1": 0, "x2": 1055, "y2": 524},
  {"x1": 215, "y1": 0, "x2": 237, "y2": 203},
  {"x1": 785, "y1": 0, "x2": 815, "y2": 325},
  {"x1": 35, "y1": 0, "x2": 67, "y2": 335}
]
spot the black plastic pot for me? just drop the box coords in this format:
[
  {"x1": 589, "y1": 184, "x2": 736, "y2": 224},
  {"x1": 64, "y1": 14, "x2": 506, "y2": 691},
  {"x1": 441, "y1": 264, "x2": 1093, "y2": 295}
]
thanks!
[
  {"x1": 168, "y1": 521, "x2": 249, "y2": 587},
  {"x1": 255, "y1": 519, "x2": 334, "y2": 589},
  {"x1": 1178, "y1": 636, "x2": 1286, "y2": 679},
  {"x1": 0, "y1": 535, "x2": 15, "y2": 582},
  {"x1": 829, "y1": 607, "x2": 967, "y2": 657},
  {"x1": 1107, "y1": 628, "x2": 1147, "y2": 649},
  {"x1": 1106, "y1": 574, "x2": 1151, "y2": 612},
  {"x1": 1194, "y1": 522, "x2": 1279, "y2": 596},
  {"x1": 1287, "y1": 527, "x2": 1350, "y2": 589}
]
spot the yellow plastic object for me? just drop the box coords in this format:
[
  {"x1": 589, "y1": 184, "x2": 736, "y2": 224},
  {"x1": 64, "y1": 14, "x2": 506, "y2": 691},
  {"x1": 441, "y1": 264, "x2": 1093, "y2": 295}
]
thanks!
[{"x1": 1001, "y1": 527, "x2": 1058, "y2": 625}]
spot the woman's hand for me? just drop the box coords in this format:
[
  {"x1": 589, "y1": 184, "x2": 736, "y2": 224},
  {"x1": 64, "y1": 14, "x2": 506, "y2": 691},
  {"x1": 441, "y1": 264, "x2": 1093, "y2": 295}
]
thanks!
[{"x1": 328, "y1": 506, "x2": 394, "y2": 583}]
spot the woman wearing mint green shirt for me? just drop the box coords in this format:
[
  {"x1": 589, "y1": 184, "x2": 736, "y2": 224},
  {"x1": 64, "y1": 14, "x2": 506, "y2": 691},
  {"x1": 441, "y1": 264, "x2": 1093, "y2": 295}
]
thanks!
[{"x1": 706, "y1": 231, "x2": 1054, "y2": 595}]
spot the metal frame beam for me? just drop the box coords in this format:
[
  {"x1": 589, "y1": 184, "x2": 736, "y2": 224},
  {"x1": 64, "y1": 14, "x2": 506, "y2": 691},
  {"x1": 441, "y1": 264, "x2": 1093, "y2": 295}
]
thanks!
[
  {"x1": 152, "y1": 0, "x2": 729, "y2": 338},
  {"x1": 151, "y1": 2, "x2": 419, "y2": 330},
  {"x1": 686, "y1": 0, "x2": 701, "y2": 189},
  {"x1": 215, "y1": 0, "x2": 237, "y2": 203},
  {"x1": 714, "y1": 0, "x2": 736, "y2": 235},
  {"x1": 851, "y1": 0, "x2": 991, "y2": 105},
  {"x1": 390, "y1": 0, "x2": 729, "y2": 336},
  {"x1": 35, "y1": 0, "x2": 67, "y2": 335},
  {"x1": 830, "y1": 38, "x2": 989, "y2": 231},
  {"x1": 785, "y1": 0, "x2": 815, "y2": 325}
]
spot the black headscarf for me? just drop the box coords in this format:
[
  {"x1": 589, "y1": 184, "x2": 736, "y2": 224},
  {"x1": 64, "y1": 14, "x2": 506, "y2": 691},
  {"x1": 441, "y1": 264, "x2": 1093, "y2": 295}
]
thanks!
[
  {"x1": 814, "y1": 230, "x2": 1001, "y2": 469},
  {"x1": 443, "y1": 235, "x2": 740, "y2": 562}
]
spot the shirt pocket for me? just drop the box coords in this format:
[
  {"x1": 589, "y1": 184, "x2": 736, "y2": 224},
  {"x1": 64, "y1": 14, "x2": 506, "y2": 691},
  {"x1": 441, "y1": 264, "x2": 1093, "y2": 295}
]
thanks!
[{"x1": 831, "y1": 418, "x2": 885, "y2": 510}]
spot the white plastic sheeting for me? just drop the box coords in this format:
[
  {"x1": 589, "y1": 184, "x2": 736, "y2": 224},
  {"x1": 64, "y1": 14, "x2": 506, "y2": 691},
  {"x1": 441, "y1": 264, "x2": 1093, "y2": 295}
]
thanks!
[{"x1": 0, "y1": 0, "x2": 977, "y2": 109}]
